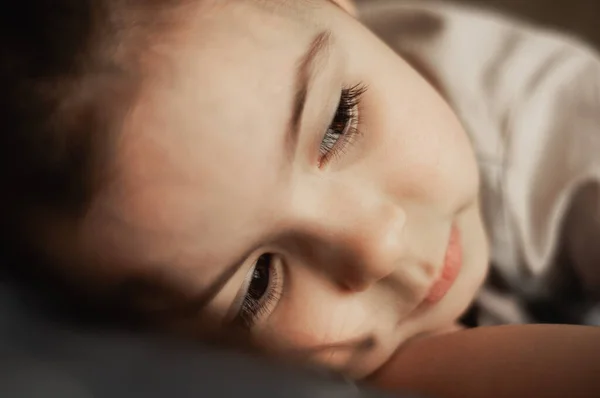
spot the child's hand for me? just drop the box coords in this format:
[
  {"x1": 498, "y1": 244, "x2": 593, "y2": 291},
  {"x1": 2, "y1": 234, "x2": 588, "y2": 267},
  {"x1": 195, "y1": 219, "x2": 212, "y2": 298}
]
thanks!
[{"x1": 366, "y1": 325, "x2": 600, "y2": 398}]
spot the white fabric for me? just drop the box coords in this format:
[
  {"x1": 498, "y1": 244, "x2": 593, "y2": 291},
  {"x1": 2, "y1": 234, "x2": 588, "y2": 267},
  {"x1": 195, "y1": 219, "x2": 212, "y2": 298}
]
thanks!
[{"x1": 358, "y1": 0, "x2": 600, "y2": 325}]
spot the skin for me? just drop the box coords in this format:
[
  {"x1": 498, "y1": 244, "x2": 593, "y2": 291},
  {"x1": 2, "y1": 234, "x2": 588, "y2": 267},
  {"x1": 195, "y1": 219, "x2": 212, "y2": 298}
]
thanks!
[
  {"x1": 368, "y1": 325, "x2": 600, "y2": 398},
  {"x1": 57, "y1": 0, "x2": 490, "y2": 379}
]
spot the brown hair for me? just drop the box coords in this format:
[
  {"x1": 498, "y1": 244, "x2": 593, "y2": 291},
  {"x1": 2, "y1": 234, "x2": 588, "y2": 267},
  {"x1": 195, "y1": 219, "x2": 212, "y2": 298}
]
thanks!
[
  {"x1": 0, "y1": 0, "x2": 195, "y2": 322},
  {"x1": 1, "y1": 0, "x2": 195, "y2": 249}
]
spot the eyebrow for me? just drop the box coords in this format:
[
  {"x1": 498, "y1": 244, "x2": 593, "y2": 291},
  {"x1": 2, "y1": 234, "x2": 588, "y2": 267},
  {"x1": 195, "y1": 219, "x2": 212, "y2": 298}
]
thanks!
[
  {"x1": 124, "y1": 31, "x2": 335, "y2": 320},
  {"x1": 286, "y1": 30, "x2": 332, "y2": 159},
  {"x1": 182, "y1": 31, "x2": 333, "y2": 315}
]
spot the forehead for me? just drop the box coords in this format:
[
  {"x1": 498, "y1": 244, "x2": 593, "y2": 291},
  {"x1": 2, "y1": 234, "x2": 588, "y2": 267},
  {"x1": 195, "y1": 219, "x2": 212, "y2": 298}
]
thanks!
[{"x1": 96, "y1": 1, "x2": 323, "y2": 267}]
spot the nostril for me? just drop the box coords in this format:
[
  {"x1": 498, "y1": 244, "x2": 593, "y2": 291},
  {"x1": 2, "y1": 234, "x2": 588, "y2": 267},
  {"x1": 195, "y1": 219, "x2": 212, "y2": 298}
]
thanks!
[
  {"x1": 422, "y1": 261, "x2": 437, "y2": 279},
  {"x1": 315, "y1": 195, "x2": 406, "y2": 294},
  {"x1": 339, "y1": 268, "x2": 372, "y2": 293},
  {"x1": 338, "y1": 227, "x2": 405, "y2": 293},
  {"x1": 339, "y1": 256, "x2": 395, "y2": 294}
]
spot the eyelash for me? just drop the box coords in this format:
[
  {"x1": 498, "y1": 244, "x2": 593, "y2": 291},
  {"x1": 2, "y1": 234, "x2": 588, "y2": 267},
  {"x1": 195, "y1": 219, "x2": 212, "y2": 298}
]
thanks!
[
  {"x1": 319, "y1": 82, "x2": 367, "y2": 167},
  {"x1": 235, "y1": 254, "x2": 282, "y2": 329},
  {"x1": 234, "y1": 84, "x2": 367, "y2": 329}
]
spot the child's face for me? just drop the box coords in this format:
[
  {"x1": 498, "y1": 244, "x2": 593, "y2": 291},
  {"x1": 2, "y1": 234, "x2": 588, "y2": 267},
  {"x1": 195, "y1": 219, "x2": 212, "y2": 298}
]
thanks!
[{"x1": 77, "y1": 0, "x2": 489, "y2": 378}]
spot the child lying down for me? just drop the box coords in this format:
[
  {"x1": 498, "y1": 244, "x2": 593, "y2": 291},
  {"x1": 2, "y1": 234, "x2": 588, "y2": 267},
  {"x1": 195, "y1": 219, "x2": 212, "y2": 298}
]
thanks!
[{"x1": 2, "y1": 0, "x2": 600, "y2": 397}]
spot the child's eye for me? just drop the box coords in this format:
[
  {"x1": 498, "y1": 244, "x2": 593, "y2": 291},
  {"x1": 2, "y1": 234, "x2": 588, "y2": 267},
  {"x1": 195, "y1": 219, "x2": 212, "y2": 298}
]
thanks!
[
  {"x1": 319, "y1": 83, "x2": 367, "y2": 166},
  {"x1": 235, "y1": 253, "x2": 282, "y2": 329}
]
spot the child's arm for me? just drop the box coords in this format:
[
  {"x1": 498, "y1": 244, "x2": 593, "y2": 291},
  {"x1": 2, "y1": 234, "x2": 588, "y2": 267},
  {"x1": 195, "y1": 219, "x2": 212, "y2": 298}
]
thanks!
[{"x1": 366, "y1": 325, "x2": 600, "y2": 398}]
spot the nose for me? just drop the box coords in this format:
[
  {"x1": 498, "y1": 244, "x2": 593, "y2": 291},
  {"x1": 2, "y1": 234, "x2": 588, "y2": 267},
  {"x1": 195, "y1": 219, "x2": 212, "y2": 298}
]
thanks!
[
  {"x1": 293, "y1": 185, "x2": 406, "y2": 293},
  {"x1": 337, "y1": 203, "x2": 406, "y2": 292}
]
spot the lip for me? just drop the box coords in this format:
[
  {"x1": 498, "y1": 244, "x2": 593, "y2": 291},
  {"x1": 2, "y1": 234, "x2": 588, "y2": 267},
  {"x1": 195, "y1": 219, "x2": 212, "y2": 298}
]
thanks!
[{"x1": 423, "y1": 225, "x2": 463, "y2": 305}]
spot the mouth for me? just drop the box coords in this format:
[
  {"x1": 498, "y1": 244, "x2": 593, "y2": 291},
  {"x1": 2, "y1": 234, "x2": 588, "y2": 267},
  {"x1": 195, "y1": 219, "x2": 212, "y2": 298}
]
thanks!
[{"x1": 423, "y1": 225, "x2": 463, "y2": 305}]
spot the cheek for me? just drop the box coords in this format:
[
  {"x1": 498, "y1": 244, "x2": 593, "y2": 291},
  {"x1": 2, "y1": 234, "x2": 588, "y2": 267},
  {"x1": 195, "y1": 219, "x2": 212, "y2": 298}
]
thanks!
[
  {"x1": 256, "y1": 269, "x2": 388, "y2": 352},
  {"x1": 254, "y1": 278, "x2": 400, "y2": 374},
  {"x1": 260, "y1": 297, "x2": 370, "y2": 369},
  {"x1": 269, "y1": 293, "x2": 368, "y2": 349},
  {"x1": 366, "y1": 71, "x2": 479, "y2": 212}
]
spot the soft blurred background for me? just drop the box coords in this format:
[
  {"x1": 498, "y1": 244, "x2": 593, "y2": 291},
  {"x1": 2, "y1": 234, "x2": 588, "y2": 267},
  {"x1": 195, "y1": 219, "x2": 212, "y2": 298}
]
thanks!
[{"x1": 357, "y1": 0, "x2": 600, "y2": 49}]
